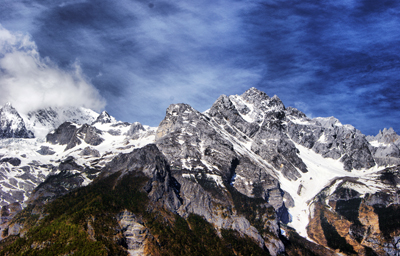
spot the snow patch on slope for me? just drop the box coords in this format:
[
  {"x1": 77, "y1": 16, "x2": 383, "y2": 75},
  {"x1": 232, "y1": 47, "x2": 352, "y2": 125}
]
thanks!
[{"x1": 279, "y1": 143, "x2": 384, "y2": 238}]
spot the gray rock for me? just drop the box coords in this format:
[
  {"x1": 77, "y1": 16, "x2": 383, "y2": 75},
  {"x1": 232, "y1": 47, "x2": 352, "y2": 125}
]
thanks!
[
  {"x1": 46, "y1": 122, "x2": 77, "y2": 145},
  {"x1": 117, "y1": 210, "x2": 150, "y2": 255},
  {"x1": 65, "y1": 124, "x2": 104, "y2": 150},
  {"x1": 80, "y1": 147, "x2": 100, "y2": 157},
  {"x1": 125, "y1": 122, "x2": 145, "y2": 137},
  {"x1": 92, "y1": 111, "x2": 115, "y2": 124},
  {"x1": 0, "y1": 158, "x2": 21, "y2": 167},
  {"x1": 37, "y1": 146, "x2": 56, "y2": 156},
  {"x1": 0, "y1": 103, "x2": 34, "y2": 139},
  {"x1": 47, "y1": 122, "x2": 104, "y2": 151},
  {"x1": 102, "y1": 144, "x2": 182, "y2": 212}
]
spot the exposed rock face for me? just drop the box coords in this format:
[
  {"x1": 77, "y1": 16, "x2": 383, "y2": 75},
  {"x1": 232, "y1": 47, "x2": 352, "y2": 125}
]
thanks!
[
  {"x1": 46, "y1": 122, "x2": 104, "y2": 151},
  {"x1": 80, "y1": 146, "x2": 100, "y2": 157},
  {"x1": 0, "y1": 202, "x2": 22, "y2": 238},
  {"x1": 102, "y1": 144, "x2": 182, "y2": 212},
  {"x1": 367, "y1": 128, "x2": 400, "y2": 166},
  {"x1": 92, "y1": 111, "x2": 116, "y2": 125},
  {"x1": 156, "y1": 103, "x2": 239, "y2": 181},
  {"x1": 155, "y1": 102, "x2": 285, "y2": 255},
  {"x1": 125, "y1": 122, "x2": 145, "y2": 138},
  {"x1": 46, "y1": 122, "x2": 78, "y2": 145},
  {"x1": 288, "y1": 116, "x2": 376, "y2": 171},
  {"x1": 36, "y1": 146, "x2": 56, "y2": 155},
  {"x1": 2, "y1": 87, "x2": 400, "y2": 255},
  {"x1": 0, "y1": 157, "x2": 21, "y2": 166},
  {"x1": 0, "y1": 103, "x2": 34, "y2": 139},
  {"x1": 307, "y1": 169, "x2": 400, "y2": 256},
  {"x1": 220, "y1": 91, "x2": 308, "y2": 180},
  {"x1": 117, "y1": 210, "x2": 150, "y2": 256}
]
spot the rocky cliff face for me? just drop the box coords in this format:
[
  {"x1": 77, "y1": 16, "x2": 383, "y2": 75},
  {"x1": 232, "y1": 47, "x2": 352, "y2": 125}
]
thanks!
[{"x1": 0, "y1": 88, "x2": 399, "y2": 255}]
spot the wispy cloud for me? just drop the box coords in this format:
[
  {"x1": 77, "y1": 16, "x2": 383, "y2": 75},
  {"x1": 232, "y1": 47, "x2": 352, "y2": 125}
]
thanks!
[
  {"x1": 0, "y1": 25, "x2": 105, "y2": 114},
  {"x1": 0, "y1": 0, "x2": 399, "y2": 135}
]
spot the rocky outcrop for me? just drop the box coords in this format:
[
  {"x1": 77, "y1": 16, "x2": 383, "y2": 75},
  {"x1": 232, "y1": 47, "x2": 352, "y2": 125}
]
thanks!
[
  {"x1": 46, "y1": 122, "x2": 104, "y2": 151},
  {"x1": 92, "y1": 111, "x2": 116, "y2": 125},
  {"x1": 0, "y1": 157, "x2": 21, "y2": 166},
  {"x1": 102, "y1": 144, "x2": 182, "y2": 212},
  {"x1": 0, "y1": 103, "x2": 34, "y2": 139},
  {"x1": 125, "y1": 122, "x2": 146, "y2": 139},
  {"x1": 80, "y1": 146, "x2": 100, "y2": 157},
  {"x1": 117, "y1": 210, "x2": 151, "y2": 256},
  {"x1": 306, "y1": 171, "x2": 400, "y2": 255},
  {"x1": 36, "y1": 146, "x2": 56, "y2": 155},
  {"x1": 46, "y1": 122, "x2": 77, "y2": 145},
  {"x1": 367, "y1": 128, "x2": 400, "y2": 166},
  {"x1": 288, "y1": 116, "x2": 376, "y2": 171}
]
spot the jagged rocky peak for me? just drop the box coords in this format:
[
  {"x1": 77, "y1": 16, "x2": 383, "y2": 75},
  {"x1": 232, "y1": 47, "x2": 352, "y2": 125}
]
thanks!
[
  {"x1": 374, "y1": 127, "x2": 399, "y2": 144},
  {"x1": 156, "y1": 103, "x2": 202, "y2": 139},
  {"x1": 366, "y1": 127, "x2": 400, "y2": 166},
  {"x1": 92, "y1": 110, "x2": 116, "y2": 125},
  {"x1": 46, "y1": 122, "x2": 103, "y2": 151},
  {"x1": 0, "y1": 103, "x2": 34, "y2": 139},
  {"x1": 285, "y1": 106, "x2": 307, "y2": 119},
  {"x1": 313, "y1": 116, "x2": 348, "y2": 129},
  {"x1": 165, "y1": 103, "x2": 196, "y2": 117},
  {"x1": 241, "y1": 87, "x2": 285, "y2": 110},
  {"x1": 241, "y1": 87, "x2": 270, "y2": 103},
  {"x1": 126, "y1": 122, "x2": 145, "y2": 137}
]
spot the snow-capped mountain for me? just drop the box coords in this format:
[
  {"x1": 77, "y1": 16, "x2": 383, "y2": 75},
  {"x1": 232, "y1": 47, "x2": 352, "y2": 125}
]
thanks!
[
  {"x1": 0, "y1": 103, "x2": 34, "y2": 139},
  {"x1": 0, "y1": 88, "x2": 399, "y2": 255},
  {"x1": 92, "y1": 110, "x2": 117, "y2": 125},
  {"x1": 22, "y1": 106, "x2": 100, "y2": 139}
]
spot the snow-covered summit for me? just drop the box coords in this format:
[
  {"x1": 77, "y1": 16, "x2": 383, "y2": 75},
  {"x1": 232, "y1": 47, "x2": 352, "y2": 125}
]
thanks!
[
  {"x1": 0, "y1": 103, "x2": 34, "y2": 139},
  {"x1": 92, "y1": 111, "x2": 117, "y2": 125},
  {"x1": 22, "y1": 106, "x2": 99, "y2": 139}
]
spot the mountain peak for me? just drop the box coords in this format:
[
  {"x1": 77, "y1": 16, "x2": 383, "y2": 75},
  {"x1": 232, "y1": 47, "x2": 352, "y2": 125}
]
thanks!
[
  {"x1": 0, "y1": 103, "x2": 34, "y2": 139},
  {"x1": 375, "y1": 127, "x2": 399, "y2": 144},
  {"x1": 92, "y1": 110, "x2": 116, "y2": 125},
  {"x1": 241, "y1": 87, "x2": 270, "y2": 102}
]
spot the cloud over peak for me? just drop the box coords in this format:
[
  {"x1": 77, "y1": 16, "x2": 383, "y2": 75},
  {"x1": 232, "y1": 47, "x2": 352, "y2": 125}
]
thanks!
[{"x1": 0, "y1": 25, "x2": 105, "y2": 115}]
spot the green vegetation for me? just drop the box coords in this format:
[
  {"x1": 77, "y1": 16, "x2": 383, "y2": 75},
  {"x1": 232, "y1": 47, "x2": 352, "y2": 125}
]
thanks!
[
  {"x1": 221, "y1": 229, "x2": 270, "y2": 256},
  {"x1": 146, "y1": 213, "x2": 270, "y2": 256},
  {"x1": 0, "y1": 170, "x2": 271, "y2": 255},
  {"x1": 0, "y1": 171, "x2": 148, "y2": 255}
]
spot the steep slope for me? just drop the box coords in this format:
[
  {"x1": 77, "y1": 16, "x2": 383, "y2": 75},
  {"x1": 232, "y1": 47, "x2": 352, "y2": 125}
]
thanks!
[
  {"x1": 0, "y1": 87, "x2": 400, "y2": 255},
  {"x1": 0, "y1": 110, "x2": 155, "y2": 227},
  {"x1": 22, "y1": 106, "x2": 99, "y2": 139},
  {"x1": 0, "y1": 103, "x2": 34, "y2": 139}
]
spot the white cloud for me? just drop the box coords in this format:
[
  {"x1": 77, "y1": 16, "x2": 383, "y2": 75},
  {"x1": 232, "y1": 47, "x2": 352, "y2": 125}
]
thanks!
[{"x1": 0, "y1": 25, "x2": 105, "y2": 114}]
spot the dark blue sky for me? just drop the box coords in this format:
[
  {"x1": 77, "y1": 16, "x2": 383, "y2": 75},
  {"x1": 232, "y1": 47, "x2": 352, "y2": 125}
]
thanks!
[{"x1": 0, "y1": 0, "x2": 399, "y2": 135}]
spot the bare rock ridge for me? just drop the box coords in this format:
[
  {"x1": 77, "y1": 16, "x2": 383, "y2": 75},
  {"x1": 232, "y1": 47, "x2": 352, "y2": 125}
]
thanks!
[
  {"x1": 92, "y1": 110, "x2": 116, "y2": 125},
  {"x1": 46, "y1": 122, "x2": 104, "y2": 151}
]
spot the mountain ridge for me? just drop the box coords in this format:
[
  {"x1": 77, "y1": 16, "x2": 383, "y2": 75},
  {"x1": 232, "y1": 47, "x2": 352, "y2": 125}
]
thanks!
[{"x1": 0, "y1": 87, "x2": 399, "y2": 255}]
